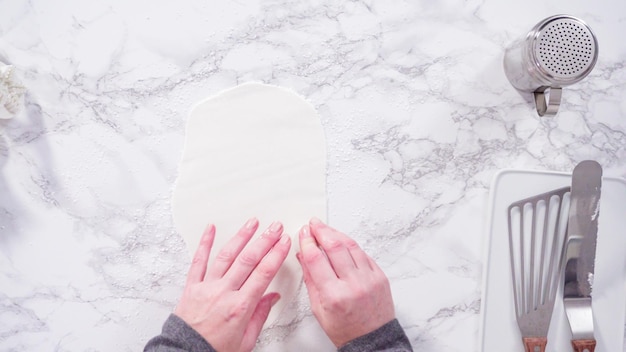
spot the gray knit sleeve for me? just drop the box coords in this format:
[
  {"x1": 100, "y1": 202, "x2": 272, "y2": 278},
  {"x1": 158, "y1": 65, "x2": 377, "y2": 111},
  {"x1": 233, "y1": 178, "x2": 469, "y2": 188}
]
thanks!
[
  {"x1": 338, "y1": 319, "x2": 413, "y2": 352},
  {"x1": 144, "y1": 314, "x2": 216, "y2": 352}
]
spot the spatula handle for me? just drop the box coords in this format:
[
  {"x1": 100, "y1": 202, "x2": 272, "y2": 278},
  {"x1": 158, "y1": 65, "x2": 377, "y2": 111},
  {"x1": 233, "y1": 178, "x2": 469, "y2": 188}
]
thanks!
[
  {"x1": 572, "y1": 339, "x2": 596, "y2": 352},
  {"x1": 523, "y1": 337, "x2": 547, "y2": 352}
]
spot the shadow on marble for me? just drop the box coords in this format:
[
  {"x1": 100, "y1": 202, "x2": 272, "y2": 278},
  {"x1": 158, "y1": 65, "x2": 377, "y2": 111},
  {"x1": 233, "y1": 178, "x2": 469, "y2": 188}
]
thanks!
[{"x1": 0, "y1": 92, "x2": 60, "y2": 239}]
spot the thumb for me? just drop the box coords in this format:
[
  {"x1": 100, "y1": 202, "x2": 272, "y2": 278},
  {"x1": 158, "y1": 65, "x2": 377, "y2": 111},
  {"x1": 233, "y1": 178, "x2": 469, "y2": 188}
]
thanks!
[
  {"x1": 240, "y1": 293, "x2": 280, "y2": 352},
  {"x1": 297, "y1": 252, "x2": 321, "y2": 306}
]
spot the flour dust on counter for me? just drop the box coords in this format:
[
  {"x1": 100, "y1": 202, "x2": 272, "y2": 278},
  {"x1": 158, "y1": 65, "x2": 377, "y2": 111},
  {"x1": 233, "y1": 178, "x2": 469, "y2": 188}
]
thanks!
[{"x1": 171, "y1": 82, "x2": 328, "y2": 329}]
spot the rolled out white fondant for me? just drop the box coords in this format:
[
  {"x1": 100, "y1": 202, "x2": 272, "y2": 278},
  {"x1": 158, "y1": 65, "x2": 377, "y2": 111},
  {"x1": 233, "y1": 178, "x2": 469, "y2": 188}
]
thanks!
[{"x1": 172, "y1": 82, "x2": 327, "y2": 328}]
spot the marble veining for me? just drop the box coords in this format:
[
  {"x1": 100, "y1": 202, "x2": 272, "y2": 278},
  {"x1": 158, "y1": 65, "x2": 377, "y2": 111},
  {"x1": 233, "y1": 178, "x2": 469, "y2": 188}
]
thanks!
[{"x1": 1, "y1": 0, "x2": 625, "y2": 351}]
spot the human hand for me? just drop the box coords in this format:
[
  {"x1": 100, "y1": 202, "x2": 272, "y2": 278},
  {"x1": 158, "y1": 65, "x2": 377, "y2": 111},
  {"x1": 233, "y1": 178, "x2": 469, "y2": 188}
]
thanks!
[
  {"x1": 296, "y1": 218, "x2": 396, "y2": 347},
  {"x1": 174, "y1": 218, "x2": 291, "y2": 352}
]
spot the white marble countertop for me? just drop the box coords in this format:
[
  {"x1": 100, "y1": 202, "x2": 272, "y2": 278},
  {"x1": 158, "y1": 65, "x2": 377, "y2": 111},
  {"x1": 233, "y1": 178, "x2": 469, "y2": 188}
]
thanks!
[{"x1": 1, "y1": 0, "x2": 625, "y2": 351}]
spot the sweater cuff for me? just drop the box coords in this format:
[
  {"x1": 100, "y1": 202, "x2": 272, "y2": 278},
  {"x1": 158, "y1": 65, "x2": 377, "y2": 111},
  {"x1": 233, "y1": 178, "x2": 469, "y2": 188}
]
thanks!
[
  {"x1": 338, "y1": 319, "x2": 413, "y2": 352},
  {"x1": 144, "y1": 314, "x2": 216, "y2": 352}
]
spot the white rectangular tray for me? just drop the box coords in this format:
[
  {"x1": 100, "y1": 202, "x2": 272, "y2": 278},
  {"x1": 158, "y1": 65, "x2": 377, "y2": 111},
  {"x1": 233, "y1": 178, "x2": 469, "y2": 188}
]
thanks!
[{"x1": 479, "y1": 169, "x2": 626, "y2": 352}]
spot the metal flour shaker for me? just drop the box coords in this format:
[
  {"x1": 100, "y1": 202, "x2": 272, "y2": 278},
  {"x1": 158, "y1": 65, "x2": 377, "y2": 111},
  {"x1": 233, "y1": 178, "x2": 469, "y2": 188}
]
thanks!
[{"x1": 503, "y1": 15, "x2": 598, "y2": 116}]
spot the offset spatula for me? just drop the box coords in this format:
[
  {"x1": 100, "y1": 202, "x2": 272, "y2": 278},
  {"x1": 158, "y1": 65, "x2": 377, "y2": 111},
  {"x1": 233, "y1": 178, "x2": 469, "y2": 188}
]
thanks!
[
  {"x1": 563, "y1": 160, "x2": 602, "y2": 352},
  {"x1": 508, "y1": 187, "x2": 570, "y2": 352}
]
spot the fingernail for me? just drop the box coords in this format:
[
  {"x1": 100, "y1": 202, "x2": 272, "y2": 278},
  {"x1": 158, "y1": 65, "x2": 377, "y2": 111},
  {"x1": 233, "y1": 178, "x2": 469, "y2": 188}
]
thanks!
[
  {"x1": 271, "y1": 294, "x2": 281, "y2": 307},
  {"x1": 300, "y1": 226, "x2": 318, "y2": 250},
  {"x1": 279, "y1": 234, "x2": 291, "y2": 244},
  {"x1": 301, "y1": 226, "x2": 311, "y2": 237},
  {"x1": 201, "y1": 224, "x2": 215, "y2": 244},
  {"x1": 245, "y1": 217, "x2": 258, "y2": 229},
  {"x1": 270, "y1": 221, "x2": 282, "y2": 232},
  {"x1": 310, "y1": 217, "x2": 323, "y2": 226}
]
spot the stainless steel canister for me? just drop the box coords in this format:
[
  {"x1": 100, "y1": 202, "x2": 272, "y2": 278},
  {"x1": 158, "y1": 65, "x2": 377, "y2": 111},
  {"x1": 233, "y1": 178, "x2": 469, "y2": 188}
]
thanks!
[{"x1": 503, "y1": 15, "x2": 598, "y2": 116}]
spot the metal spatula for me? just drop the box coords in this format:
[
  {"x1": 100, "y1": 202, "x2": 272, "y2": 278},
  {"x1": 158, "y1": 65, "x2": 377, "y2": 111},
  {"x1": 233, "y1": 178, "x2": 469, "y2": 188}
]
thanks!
[{"x1": 508, "y1": 187, "x2": 570, "y2": 352}]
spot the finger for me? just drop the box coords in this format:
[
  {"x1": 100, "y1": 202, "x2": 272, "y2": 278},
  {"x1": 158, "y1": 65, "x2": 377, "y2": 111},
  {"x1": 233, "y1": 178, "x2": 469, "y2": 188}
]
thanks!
[
  {"x1": 222, "y1": 221, "x2": 283, "y2": 290},
  {"x1": 367, "y1": 255, "x2": 385, "y2": 275},
  {"x1": 309, "y1": 218, "x2": 356, "y2": 278},
  {"x1": 311, "y1": 218, "x2": 373, "y2": 271},
  {"x1": 186, "y1": 224, "x2": 216, "y2": 285},
  {"x1": 350, "y1": 249, "x2": 374, "y2": 271},
  {"x1": 240, "y1": 234, "x2": 291, "y2": 297},
  {"x1": 297, "y1": 252, "x2": 321, "y2": 306},
  {"x1": 298, "y1": 225, "x2": 338, "y2": 286},
  {"x1": 240, "y1": 293, "x2": 280, "y2": 352},
  {"x1": 346, "y1": 241, "x2": 374, "y2": 271},
  {"x1": 205, "y1": 218, "x2": 259, "y2": 280}
]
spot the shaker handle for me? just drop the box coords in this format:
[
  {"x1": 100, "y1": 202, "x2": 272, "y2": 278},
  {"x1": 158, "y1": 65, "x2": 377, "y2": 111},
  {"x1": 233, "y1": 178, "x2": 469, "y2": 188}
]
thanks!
[{"x1": 534, "y1": 87, "x2": 562, "y2": 116}]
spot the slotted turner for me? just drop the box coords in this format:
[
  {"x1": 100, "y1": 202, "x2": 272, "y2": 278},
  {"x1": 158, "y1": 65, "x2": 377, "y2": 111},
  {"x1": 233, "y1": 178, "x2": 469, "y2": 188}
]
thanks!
[{"x1": 508, "y1": 187, "x2": 571, "y2": 352}]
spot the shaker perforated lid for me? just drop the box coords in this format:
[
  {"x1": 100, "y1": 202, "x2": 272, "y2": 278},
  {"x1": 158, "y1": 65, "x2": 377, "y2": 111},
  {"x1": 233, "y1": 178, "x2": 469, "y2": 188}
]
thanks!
[{"x1": 530, "y1": 15, "x2": 598, "y2": 84}]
